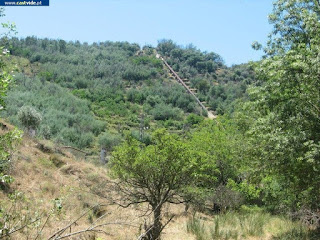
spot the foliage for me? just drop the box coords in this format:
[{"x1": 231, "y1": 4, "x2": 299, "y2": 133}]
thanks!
[
  {"x1": 227, "y1": 179, "x2": 260, "y2": 203},
  {"x1": 185, "y1": 118, "x2": 248, "y2": 211},
  {"x1": 98, "y1": 131, "x2": 121, "y2": 150},
  {"x1": 0, "y1": 11, "x2": 21, "y2": 188},
  {"x1": 2, "y1": 37, "x2": 256, "y2": 133},
  {"x1": 0, "y1": 128, "x2": 22, "y2": 186},
  {"x1": 2, "y1": 75, "x2": 104, "y2": 148},
  {"x1": 157, "y1": 39, "x2": 255, "y2": 115},
  {"x1": 18, "y1": 105, "x2": 42, "y2": 131},
  {"x1": 243, "y1": 0, "x2": 320, "y2": 213},
  {"x1": 186, "y1": 113, "x2": 204, "y2": 125},
  {"x1": 0, "y1": 191, "x2": 42, "y2": 238},
  {"x1": 0, "y1": 8, "x2": 17, "y2": 108},
  {"x1": 148, "y1": 102, "x2": 182, "y2": 121},
  {"x1": 190, "y1": 119, "x2": 242, "y2": 186},
  {"x1": 0, "y1": 52, "x2": 12, "y2": 109},
  {"x1": 111, "y1": 129, "x2": 217, "y2": 239}
]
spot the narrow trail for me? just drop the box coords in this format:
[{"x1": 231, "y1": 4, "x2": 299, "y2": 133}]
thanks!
[{"x1": 157, "y1": 54, "x2": 216, "y2": 119}]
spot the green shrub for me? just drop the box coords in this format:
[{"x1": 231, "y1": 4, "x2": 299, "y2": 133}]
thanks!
[
  {"x1": 18, "y1": 106, "x2": 42, "y2": 135},
  {"x1": 130, "y1": 130, "x2": 152, "y2": 145},
  {"x1": 149, "y1": 103, "x2": 182, "y2": 121},
  {"x1": 3, "y1": 76, "x2": 103, "y2": 148},
  {"x1": 39, "y1": 125, "x2": 51, "y2": 139},
  {"x1": 98, "y1": 132, "x2": 121, "y2": 151},
  {"x1": 186, "y1": 113, "x2": 203, "y2": 125}
]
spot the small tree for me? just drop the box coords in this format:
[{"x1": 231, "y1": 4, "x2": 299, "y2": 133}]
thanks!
[
  {"x1": 18, "y1": 106, "x2": 42, "y2": 137},
  {"x1": 98, "y1": 132, "x2": 121, "y2": 164},
  {"x1": 111, "y1": 129, "x2": 216, "y2": 239}
]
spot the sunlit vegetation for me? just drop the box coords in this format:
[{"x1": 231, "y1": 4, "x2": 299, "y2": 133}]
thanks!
[{"x1": 1, "y1": 0, "x2": 320, "y2": 239}]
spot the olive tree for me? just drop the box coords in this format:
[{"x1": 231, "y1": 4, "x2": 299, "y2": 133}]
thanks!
[
  {"x1": 18, "y1": 106, "x2": 42, "y2": 137},
  {"x1": 98, "y1": 132, "x2": 121, "y2": 164}
]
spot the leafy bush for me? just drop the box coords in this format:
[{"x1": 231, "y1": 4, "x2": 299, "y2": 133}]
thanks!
[
  {"x1": 18, "y1": 106, "x2": 42, "y2": 134},
  {"x1": 3, "y1": 75, "x2": 104, "y2": 148},
  {"x1": 186, "y1": 113, "x2": 204, "y2": 125},
  {"x1": 122, "y1": 66, "x2": 151, "y2": 81},
  {"x1": 98, "y1": 132, "x2": 121, "y2": 150},
  {"x1": 149, "y1": 103, "x2": 182, "y2": 121}
]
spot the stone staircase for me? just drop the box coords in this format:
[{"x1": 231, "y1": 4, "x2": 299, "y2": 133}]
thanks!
[{"x1": 157, "y1": 54, "x2": 216, "y2": 119}]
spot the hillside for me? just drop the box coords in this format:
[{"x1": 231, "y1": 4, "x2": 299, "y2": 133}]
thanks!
[
  {"x1": 0, "y1": 38, "x2": 255, "y2": 151},
  {"x1": 2, "y1": 0, "x2": 320, "y2": 239},
  {"x1": 0, "y1": 119, "x2": 196, "y2": 239},
  {"x1": 1, "y1": 37, "x2": 319, "y2": 239}
]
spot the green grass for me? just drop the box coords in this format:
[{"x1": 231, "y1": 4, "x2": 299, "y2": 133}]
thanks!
[
  {"x1": 38, "y1": 157, "x2": 55, "y2": 168},
  {"x1": 186, "y1": 215, "x2": 206, "y2": 240},
  {"x1": 186, "y1": 207, "x2": 314, "y2": 240}
]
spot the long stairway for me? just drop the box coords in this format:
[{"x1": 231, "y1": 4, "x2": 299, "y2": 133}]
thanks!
[{"x1": 157, "y1": 54, "x2": 216, "y2": 119}]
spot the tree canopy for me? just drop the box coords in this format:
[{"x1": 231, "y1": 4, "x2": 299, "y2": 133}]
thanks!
[
  {"x1": 243, "y1": 0, "x2": 320, "y2": 212},
  {"x1": 111, "y1": 129, "x2": 217, "y2": 239}
]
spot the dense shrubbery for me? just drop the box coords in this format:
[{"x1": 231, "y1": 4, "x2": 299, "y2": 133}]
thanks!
[
  {"x1": 4, "y1": 37, "x2": 223, "y2": 130},
  {"x1": 157, "y1": 40, "x2": 255, "y2": 114},
  {"x1": 2, "y1": 74, "x2": 105, "y2": 148},
  {"x1": 148, "y1": 103, "x2": 182, "y2": 121},
  {"x1": 18, "y1": 106, "x2": 42, "y2": 136},
  {"x1": 3, "y1": 37, "x2": 255, "y2": 121}
]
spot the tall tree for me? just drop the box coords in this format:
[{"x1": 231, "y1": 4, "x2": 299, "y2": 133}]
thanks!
[{"x1": 247, "y1": 0, "x2": 320, "y2": 213}]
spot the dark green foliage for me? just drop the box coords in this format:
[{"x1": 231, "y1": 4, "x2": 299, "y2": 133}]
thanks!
[
  {"x1": 5, "y1": 37, "x2": 222, "y2": 129},
  {"x1": 4, "y1": 37, "x2": 255, "y2": 121},
  {"x1": 130, "y1": 130, "x2": 152, "y2": 145},
  {"x1": 122, "y1": 66, "x2": 152, "y2": 81},
  {"x1": 234, "y1": 0, "x2": 320, "y2": 217},
  {"x1": 186, "y1": 113, "x2": 203, "y2": 125},
  {"x1": 131, "y1": 55, "x2": 162, "y2": 68}
]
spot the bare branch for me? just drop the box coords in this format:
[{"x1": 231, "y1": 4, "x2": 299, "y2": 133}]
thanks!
[
  {"x1": 34, "y1": 214, "x2": 51, "y2": 240},
  {"x1": 0, "y1": 217, "x2": 41, "y2": 239},
  {"x1": 54, "y1": 222, "x2": 138, "y2": 240},
  {"x1": 48, "y1": 203, "x2": 108, "y2": 240}
]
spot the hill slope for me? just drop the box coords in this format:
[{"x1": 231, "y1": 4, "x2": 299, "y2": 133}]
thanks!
[
  {"x1": 0, "y1": 119, "x2": 195, "y2": 239},
  {"x1": 0, "y1": 120, "x2": 311, "y2": 239},
  {"x1": 1, "y1": 38, "x2": 255, "y2": 151}
]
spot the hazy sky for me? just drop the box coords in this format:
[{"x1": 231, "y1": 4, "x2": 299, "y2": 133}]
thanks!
[{"x1": 3, "y1": 0, "x2": 273, "y2": 65}]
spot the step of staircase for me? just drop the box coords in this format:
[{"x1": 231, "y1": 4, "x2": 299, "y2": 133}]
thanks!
[{"x1": 159, "y1": 54, "x2": 217, "y2": 120}]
